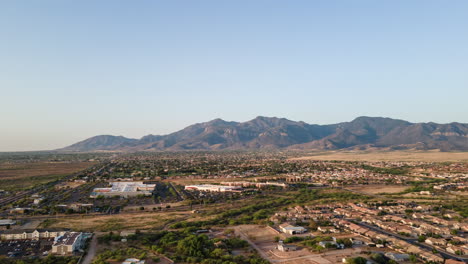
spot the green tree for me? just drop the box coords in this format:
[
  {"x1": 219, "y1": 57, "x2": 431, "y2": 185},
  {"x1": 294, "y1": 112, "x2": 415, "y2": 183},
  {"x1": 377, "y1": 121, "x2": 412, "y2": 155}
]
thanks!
[
  {"x1": 346, "y1": 257, "x2": 367, "y2": 264},
  {"x1": 176, "y1": 234, "x2": 214, "y2": 258},
  {"x1": 211, "y1": 248, "x2": 226, "y2": 258}
]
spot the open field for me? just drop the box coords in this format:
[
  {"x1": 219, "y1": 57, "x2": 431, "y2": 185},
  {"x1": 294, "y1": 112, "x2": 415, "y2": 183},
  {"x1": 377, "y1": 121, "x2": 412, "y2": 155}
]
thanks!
[
  {"x1": 0, "y1": 161, "x2": 96, "y2": 190},
  {"x1": 40, "y1": 211, "x2": 191, "y2": 232},
  {"x1": 290, "y1": 150, "x2": 468, "y2": 162},
  {"x1": 347, "y1": 185, "x2": 408, "y2": 195}
]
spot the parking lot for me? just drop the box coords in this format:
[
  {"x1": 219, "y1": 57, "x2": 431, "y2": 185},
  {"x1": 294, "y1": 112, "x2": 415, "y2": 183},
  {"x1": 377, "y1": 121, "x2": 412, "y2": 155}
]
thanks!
[{"x1": 0, "y1": 238, "x2": 54, "y2": 258}]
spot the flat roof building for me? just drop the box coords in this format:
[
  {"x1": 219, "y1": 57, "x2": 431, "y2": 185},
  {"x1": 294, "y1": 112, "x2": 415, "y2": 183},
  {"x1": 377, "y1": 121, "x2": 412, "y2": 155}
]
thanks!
[
  {"x1": 184, "y1": 184, "x2": 242, "y2": 192},
  {"x1": 90, "y1": 181, "x2": 156, "y2": 198},
  {"x1": 0, "y1": 228, "x2": 69, "y2": 241},
  {"x1": 52, "y1": 232, "x2": 84, "y2": 255},
  {"x1": 279, "y1": 223, "x2": 307, "y2": 235}
]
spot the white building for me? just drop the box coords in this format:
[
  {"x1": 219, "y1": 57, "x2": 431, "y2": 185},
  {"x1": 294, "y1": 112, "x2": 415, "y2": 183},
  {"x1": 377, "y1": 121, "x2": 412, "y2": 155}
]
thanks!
[
  {"x1": 0, "y1": 229, "x2": 68, "y2": 240},
  {"x1": 0, "y1": 219, "x2": 16, "y2": 229},
  {"x1": 90, "y1": 181, "x2": 156, "y2": 198},
  {"x1": 277, "y1": 241, "x2": 297, "y2": 252},
  {"x1": 123, "y1": 258, "x2": 145, "y2": 264},
  {"x1": 385, "y1": 253, "x2": 410, "y2": 262},
  {"x1": 279, "y1": 223, "x2": 307, "y2": 235},
  {"x1": 184, "y1": 184, "x2": 242, "y2": 192}
]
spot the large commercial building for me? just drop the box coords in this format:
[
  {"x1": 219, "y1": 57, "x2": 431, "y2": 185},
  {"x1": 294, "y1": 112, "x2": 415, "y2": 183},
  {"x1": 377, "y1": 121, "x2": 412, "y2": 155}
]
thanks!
[
  {"x1": 0, "y1": 229, "x2": 69, "y2": 241},
  {"x1": 184, "y1": 184, "x2": 242, "y2": 192},
  {"x1": 90, "y1": 181, "x2": 156, "y2": 198},
  {"x1": 221, "y1": 181, "x2": 288, "y2": 188},
  {"x1": 51, "y1": 232, "x2": 84, "y2": 255}
]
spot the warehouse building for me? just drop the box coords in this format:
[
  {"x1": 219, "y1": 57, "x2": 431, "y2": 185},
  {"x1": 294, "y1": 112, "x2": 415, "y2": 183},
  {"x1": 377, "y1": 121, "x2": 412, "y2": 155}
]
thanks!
[
  {"x1": 184, "y1": 184, "x2": 242, "y2": 192},
  {"x1": 90, "y1": 181, "x2": 156, "y2": 198}
]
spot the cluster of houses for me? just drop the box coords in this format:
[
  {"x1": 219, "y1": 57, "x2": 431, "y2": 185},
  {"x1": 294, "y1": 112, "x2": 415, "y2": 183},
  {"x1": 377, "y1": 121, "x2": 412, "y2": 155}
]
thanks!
[
  {"x1": 143, "y1": 159, "x2": 465, "y2": 189},
  {"x1": 271, "y1": 201, "x2": 467, "y2": 263},
  {"x1": 271, "y1": 205, "x2": 336, "y2": 224},
  {"x1": 334, "y1": 218, "x2": 445, "y2": 263},
  {"x1": 434, "y1": 183, "x2": 468, "y2": 190},
  {"x1": 335, "y1": 204, "x2": 468, "y2": 256}
]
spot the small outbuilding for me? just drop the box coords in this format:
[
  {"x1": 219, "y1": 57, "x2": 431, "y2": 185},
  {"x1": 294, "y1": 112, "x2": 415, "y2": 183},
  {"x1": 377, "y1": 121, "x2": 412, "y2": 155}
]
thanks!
[
  {"x1": 279, "y1": 223, "x2": 307, "y2": 235},
  {"x1": 277, "y1": 241, "x2": 297, "y2": 252}
]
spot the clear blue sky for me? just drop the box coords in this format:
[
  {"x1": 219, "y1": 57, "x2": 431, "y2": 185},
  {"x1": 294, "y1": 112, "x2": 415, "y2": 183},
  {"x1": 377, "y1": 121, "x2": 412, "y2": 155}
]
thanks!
[{"x1": 1, "y1": 1, "x2": 467, "y2": 151}]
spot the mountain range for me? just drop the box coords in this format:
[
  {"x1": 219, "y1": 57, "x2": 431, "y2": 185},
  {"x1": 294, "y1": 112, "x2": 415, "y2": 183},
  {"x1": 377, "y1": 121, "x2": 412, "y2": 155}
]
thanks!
[{"x1": 60, "y1": 116, "x2": 468, "y2": 152}]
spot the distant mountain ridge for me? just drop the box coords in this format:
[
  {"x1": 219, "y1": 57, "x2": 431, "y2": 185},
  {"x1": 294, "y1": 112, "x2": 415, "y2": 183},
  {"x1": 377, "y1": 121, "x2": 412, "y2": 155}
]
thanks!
[{"x1": 60, "y1": 116, "x2": 468, "y2": 152}]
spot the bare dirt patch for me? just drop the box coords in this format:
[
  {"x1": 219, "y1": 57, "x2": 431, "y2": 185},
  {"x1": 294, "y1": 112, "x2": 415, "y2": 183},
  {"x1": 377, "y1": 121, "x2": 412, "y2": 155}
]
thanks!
[
  {"x1": 290, "y1": 150, "x2": 468, "y2": 162},
  {"x1": 55, "y1": 180, "x2": 86, "y2": 189},
  {"x1": 347, "y1": 185, "x2": 408, "y2": 194},
  {"x1": 44, "y1": 211, "x2": 190, "y2": 232}
]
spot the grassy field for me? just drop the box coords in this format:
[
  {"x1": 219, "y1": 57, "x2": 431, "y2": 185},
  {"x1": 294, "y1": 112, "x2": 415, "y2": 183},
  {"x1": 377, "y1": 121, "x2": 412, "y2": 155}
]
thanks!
[
  {"x1": 0, "y1": 161, "x2": 96, "y2": 190},
  {"x1": 41, "y1": 211, "x2": 191, "y2": 232},
  {"x1": 290, "y1": 150, "x2": 468, "y2": 162}
]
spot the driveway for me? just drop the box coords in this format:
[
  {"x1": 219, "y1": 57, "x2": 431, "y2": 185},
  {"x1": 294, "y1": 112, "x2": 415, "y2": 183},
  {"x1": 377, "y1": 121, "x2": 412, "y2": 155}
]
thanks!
[{"x1": 81, "y1": 234, "x2": 97, "y2": 264}]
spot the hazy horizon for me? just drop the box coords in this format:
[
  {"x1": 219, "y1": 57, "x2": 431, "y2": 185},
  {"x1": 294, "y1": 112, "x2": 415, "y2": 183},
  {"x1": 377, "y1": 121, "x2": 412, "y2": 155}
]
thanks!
[{"x1": 1, "y1": 1, "x2": 468, "y2": 151}]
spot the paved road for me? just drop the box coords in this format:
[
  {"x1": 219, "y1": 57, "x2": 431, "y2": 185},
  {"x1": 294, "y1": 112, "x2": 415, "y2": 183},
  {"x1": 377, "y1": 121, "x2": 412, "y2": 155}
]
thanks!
[
  {"x1": 234, "y1": 227, "x2": 272, "y2": 261},
  {"x1": 355, "y1": 221, "x2": 468, "y2": 262},
  {"x1": 81, "y1": 234, "x2": 97, "y2": 264}
]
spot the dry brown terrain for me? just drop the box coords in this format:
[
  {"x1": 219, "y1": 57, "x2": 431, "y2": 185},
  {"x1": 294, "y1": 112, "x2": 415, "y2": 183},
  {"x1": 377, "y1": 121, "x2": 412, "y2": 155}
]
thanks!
[
  {"x1": 347, "y1": 185, "x2": 408, "y2": 194},
  {"x1": 0, "y1": 161, "x2": 96, "y2": 190},
  {"x1": 55, "y1": 180, "x2": 87, "y2": 189},
  {"x1": 43, "y1": 211, "x2": 190, "y2": 232},
  {"x1": 166, "y1": 178, "x2": 232, "y2": 186},
  {"x1": 290, "y1": 150, "x2": 468, "y2": 162},
  {"x1": 235, "y1": 225, "x2": 365, "y2": 264}
]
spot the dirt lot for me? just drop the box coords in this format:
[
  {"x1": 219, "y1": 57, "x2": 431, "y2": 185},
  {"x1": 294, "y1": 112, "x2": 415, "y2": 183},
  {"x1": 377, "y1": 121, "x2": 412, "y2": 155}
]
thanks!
[
  {"x1": 290, "y1": 150, "x2": 468, "y2": 162},
  {"x1": 0, "y1": 161, "x2": 96, "y2": 190},
  {"x1": 234, "y1": 225, "x2": 353, "y2": 264},
  {"x1": 55, "y1": 180, "x2": 86, "y2": 190},
  {"x1": 347, "y1": 185, "x2": 408, "y2": 194}
]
